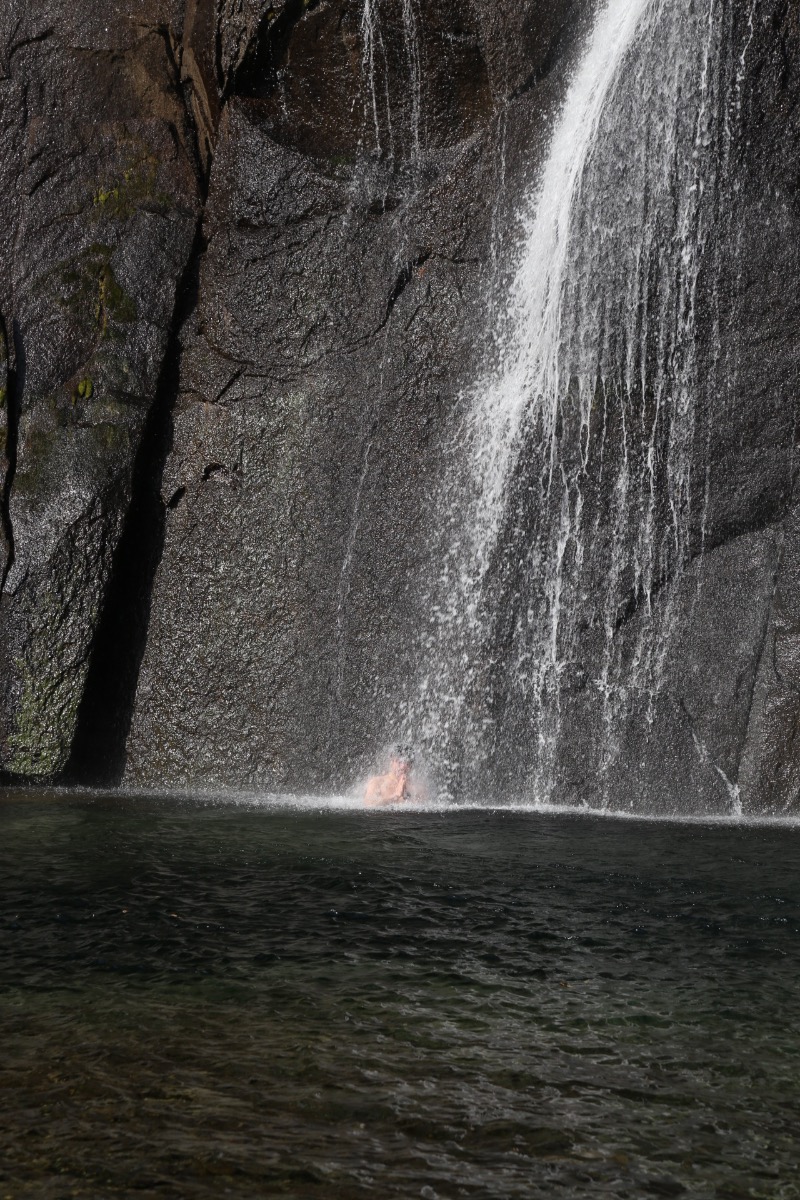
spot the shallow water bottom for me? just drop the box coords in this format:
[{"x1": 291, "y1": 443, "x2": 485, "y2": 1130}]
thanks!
[{"x1": 1, "y1": 790, "x2": 799, "y2": 1198}]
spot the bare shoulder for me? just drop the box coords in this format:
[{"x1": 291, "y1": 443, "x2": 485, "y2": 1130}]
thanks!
[{"x1": 364, "y1": 772, "x2": 388, "y2": 806}]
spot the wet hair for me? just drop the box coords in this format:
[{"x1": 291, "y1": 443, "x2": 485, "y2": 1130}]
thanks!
[{"x1": 389, "y1": 742, "x2": 414, "y2": 767}]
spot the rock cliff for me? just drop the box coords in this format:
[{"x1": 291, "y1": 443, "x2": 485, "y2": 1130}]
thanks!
[
  {"x1": 1, "y1": 0, "x2": 799, "y2": 814},
  {"x1": 0, "y1": 0, "x2": 201, "y2": 777}
]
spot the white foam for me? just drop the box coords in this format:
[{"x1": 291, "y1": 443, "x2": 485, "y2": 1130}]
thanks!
[{"x1": 6, "y1": 785, "x2": 798, "y2": 828}]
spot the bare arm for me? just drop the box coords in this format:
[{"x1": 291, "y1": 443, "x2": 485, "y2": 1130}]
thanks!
[
  {"x1": 364, "y1": 774, "x2": 392, "y2": 806},
  {"x1": 364, "y1": 772, "x2": 405, "y2": 806}
]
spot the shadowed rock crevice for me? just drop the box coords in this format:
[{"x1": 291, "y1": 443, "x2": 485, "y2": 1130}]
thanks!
[
  {"x1": 61, "y1": 373, "x2": 168, "y2": 786},
  {"x1": 59, "y1": 2, "x2": 219, "y2": 782},
  {"x1": 381, "y1": 251, "x2": 432, "y2": 329},
  {"x1": 181, "y1": 0, "x2": 228, "y2": 177},
  {"x1": 33, "y1": 2, "x2": 224, "y2": 785},
  {"x1": 64, "y1": 224, "x2": 207, "y2": 787},
  {"x1": 166, "y1": 484, "x2": 187, "y2": 510},
  {"x1": 233, "y1": 0, "x2": 324, "y2": 100}
]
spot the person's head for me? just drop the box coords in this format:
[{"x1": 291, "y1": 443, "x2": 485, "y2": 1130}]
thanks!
[{"x1": 389, "y1": 743, "x2": 414, "y2": 776}]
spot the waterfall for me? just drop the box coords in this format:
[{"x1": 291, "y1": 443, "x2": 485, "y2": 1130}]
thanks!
[
  {"x1": 400, "y1": 0, "x2": 423, "y2": 168},
  {"x1": 414, "y1": 0, "x2": 737, "y2": 804},
  {"x1": 359, "y1": 0, "x2": 423, "y2": 168},
  {"x1": 360, "y1": 0, "x2": 391, "y2": 158}
]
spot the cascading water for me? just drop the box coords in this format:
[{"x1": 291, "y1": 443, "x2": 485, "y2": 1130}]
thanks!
[
  {"x1": 413, "y1": 0, "x2": 746, "y2": 806},
  {"x1": 333, "y1": 0, "x2": 426, "y2": 742},
  {"x1": 360, "y1": 0, "x2": 391, "y2": 158},
  {"x1": 359, "y1": 0, "x2": 423, "y2": 171}
]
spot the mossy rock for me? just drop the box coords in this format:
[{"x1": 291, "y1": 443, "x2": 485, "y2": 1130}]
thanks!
[
  {"x1": 71, "y1": 376, "x2": 94, "y2": 404},
  {"x1": 4, "y1": 586, "x2": 82, "y2": 778},
  {"x1": 91, "y1": 421, "x2": 129, "y2": 456},
  {"x1": 12, "y1": 422, "x2": 59, "y2": 500},
  {"x1": 15, "y1": 399, "x2": 134, "y2": 506},
  {"x1": 4, "y1": 505, "x2": 119, "y2": 778},
  {"x1": 37, "y1": 244, "x2": 137, "y2": 342},
  {"x1": 92, "y1": 147, "x2": 175, "y2": 221}
]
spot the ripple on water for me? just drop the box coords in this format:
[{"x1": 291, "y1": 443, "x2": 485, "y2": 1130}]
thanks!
[{"x1": 1, "y1": 792, "x2": 800, "y2": 1198}]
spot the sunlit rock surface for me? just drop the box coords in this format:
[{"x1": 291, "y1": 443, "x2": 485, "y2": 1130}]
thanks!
[
  {"x1": 0, "y1": 0, "x2": 200, "y2": 777},
  {"x1": 122, "y1": 0, "x2": 591, "y2": 791},
  {"x1": 1, "y1": 0, "x2": 799, "y2": 814}
]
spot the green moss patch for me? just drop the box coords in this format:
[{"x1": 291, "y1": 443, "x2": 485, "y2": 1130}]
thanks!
[
  {"x1": 73, "y1": 377, "x2": 94, "y2": 404},
  {"x1": 39, "y1": 244, "x2": 137, "y2": 341},
  {"x1": 93, "y1": 150, "x2": 174, "y2": 221}
]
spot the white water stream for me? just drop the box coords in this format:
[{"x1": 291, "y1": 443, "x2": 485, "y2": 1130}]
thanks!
[
  {"x1": 359, "y1": 0, "x2": 423, "y2": 166},
  {"x1": 414, "y1": 0, "x2": 734, "y2": 803}
]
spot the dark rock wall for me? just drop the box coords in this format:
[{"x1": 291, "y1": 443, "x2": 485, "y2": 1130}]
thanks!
[
  {"x1": 472, "y1": 0, "x2": 800, "y2": 817},
  {"x1": 2, "y1": 0, "x2": 799, "y2": 813},
  {"x1": 0, "y1": 0, "x2": 201, "y2": 778},
  {"x1": 714, "y1": 0, "x2": 800, "y2": 815},
  {"x1": 123, "y1": 0, "x2": 591, "y2": 790},
  {"x1": 602, "y1": 0, "x2": 800, "y2": 816}
]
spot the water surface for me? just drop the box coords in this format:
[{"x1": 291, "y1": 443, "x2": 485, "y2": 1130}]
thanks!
[{"x1": 2, "y1": 790, "x2": 799, "y2": 1198}]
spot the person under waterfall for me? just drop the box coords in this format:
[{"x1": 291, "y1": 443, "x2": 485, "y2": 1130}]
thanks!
[{"x1": 364, "y1": 745, "x2": 420, "y2": 807}]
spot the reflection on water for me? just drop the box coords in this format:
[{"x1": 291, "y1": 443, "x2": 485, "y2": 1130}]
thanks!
[{"x1": 2, "y1": 791, "x2": 799, "y2": 1198}]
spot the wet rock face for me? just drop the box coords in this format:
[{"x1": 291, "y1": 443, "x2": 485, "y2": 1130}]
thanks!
[
  {"x1": 3, "y1": 0, "x2": 800, "y2": 813},
  {"x1": 466, "y1": 0, "x2": 800, "y2": 816},
  {"x1": 0, "y1": 0, "x2": 588, "y2": 786},
  {"x1": 457, "y1": 0, "x2": 800, "y2": 817},
  {"x1": 0, "y1": 1, "x2": 200, "y2": 778},
  {"x1": 614, "y1": 0, "x2": 800, "y2": 817},
  {"x1": 719, "y1": 0, "x2": 800, "y2": 816},
  {"x1": 0, "y1": 318, "x2": 10, "y2": 581},
  {"x1": 232, "y1": 0, "x2": 492, "y2": 160},
  {"x1": 124, "y1": 0, "x2": 590, "y2": 790}
]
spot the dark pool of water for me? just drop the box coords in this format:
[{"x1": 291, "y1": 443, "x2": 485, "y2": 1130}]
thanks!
[{"x1": 2, "y1": 791, "x2": 800, "y2": 1199}]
